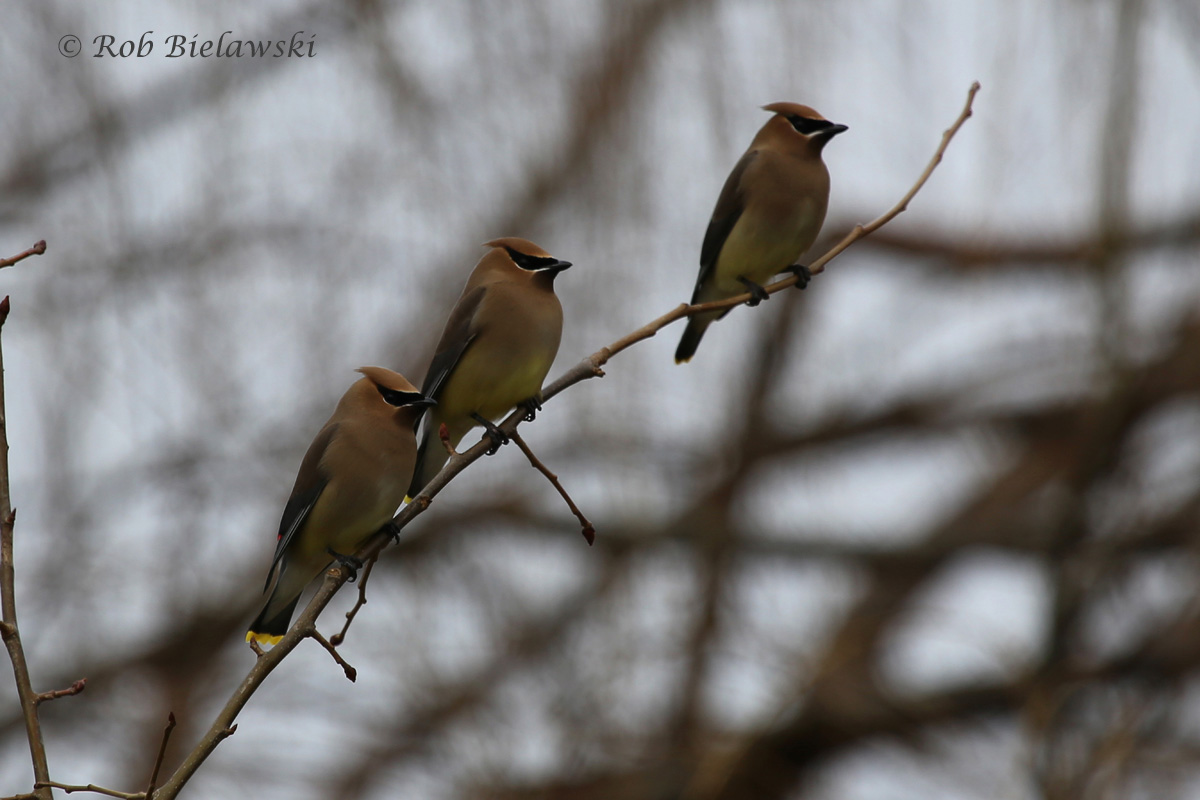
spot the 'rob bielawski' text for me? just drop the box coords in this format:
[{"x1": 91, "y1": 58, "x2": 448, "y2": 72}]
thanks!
[{"x1": 91, "y1": 31, "x2": 316, "y2": 58}]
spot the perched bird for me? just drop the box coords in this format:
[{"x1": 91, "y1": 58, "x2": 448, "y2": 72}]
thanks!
[
  {"x1": 407, "y1": 237, "x2": 571, "y2": 497},
  {"x1": 247, "y1": 368, "x2": 434, "y2": 646},
  {"x1": 675, "y1": 102, "x2": 847, "y2": 363}
]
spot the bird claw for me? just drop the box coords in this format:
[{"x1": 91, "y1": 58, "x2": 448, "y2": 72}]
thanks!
[
  {"x1": 521, "y1": 397, "x2": 542, "y2": 422},
  {"x1": 737, "y1": 276, "x2": 770, "y2": 306},
  {"x1": 790, "y1": 264, "x2": 812, "y2": 290},
  {"x1": 471, "y1": 413, "x2": 509, "y2": 455},
  {"x1": 326, "y1": 548, "x2": 363, "y2": 582},
  {"x1": 385, "y1": 520, "x2": 403, "y2": 542}
]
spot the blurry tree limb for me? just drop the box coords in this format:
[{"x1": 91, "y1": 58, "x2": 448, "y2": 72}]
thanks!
[
  {"x1": 670, "y1": 289, "x2": 806, "y2": 758},
  {"x1": 325, "y1": 559, "x2": 623, "y2": 799},
  {"x1": 151, "y1": 81, "x2": 979, "y2": 798},
  {"x1": 708, "y1": 599, "x2": 1200, "y2": 800},
  {"x1": 856, "y1": 208, "x2": 1200, "y2": 268},
  {"x1": 1, "y1": 244, "x2": 52, "y2": 800}
]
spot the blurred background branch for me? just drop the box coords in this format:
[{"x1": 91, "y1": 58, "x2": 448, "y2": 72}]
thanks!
[{"x1": 2, "y1": 1, "x2": 1200, "y2": 799}]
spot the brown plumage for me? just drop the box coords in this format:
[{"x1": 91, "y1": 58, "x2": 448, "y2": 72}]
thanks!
[
  {"x1": 407, "y1": 238, "x2": 571, "y2": 497},
  {"x1": 676, "y1": 102, "x2": 847, "y2": 363},
  {"x1": 247, "y1": 367, "x2": 433, "y2": 646}
]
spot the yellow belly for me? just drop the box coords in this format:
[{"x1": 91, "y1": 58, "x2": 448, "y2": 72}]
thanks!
[
  {"x1": 437, "y1": 345, "x2": 554, "y2": 425},
  {"x1": 710, "y1": 199, "x2": 823, "y2": 297}
]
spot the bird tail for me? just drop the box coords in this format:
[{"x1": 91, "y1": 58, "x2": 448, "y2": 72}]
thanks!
[
  {"x1": 674, "y1": 317, "x2": 711, "y2": 364},
  {"x1": 246, "y1": 560, "x2": 303, "y2": 646},
  {"x1": 246, "y1": 594, "x2": 300, "y2": 647},
  {"x1": 407, "y1": 426, "x2": 448, "y2": 501}
]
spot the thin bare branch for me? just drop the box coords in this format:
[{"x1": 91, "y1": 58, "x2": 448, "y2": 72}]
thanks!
[
  {"x1": 438, "y1": 422, "x2": 458, "y2": 456},
  {"x1": 305, "y1": 625, "x2": 357, "y2": 683},
  {"x1": 34, "y1": 678, "x2": 86, "y2": 706},
  {"x1": 509, "y1": 430, "x2": 595, "y2": 545},
  {"x1": 33, "y1": 782, "x2": 143, "y2": 800},
  {"x1": 0, "y1": 294, "x2": 51, "y2": 800},
  {"x1": 805, "y1": 81, "x2": 981, "y2": 276},
  {"x1": 0, "y1": 241, "x2": 46, "y2": 270},
  {"x1": 143, "y1": 713, "x2": 176, "y2": 798},
  {"x1": 329, "y1": 555, "x2": 377, "y2": 647}
]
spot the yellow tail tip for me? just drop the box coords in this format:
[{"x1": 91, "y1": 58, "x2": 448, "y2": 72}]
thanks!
[
  {"x1": 403, "y1": 495, "x2": 412, "y2": 504},
  {"x1": 246, "y1": 630, "x2": 284, "y2": 647}
]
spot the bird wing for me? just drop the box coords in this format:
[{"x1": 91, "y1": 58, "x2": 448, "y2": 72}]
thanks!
[
  {"x1": 419, "y1": 285, "x2": 487, "y2": 402},
  {"x1": 693, "y1": 149, "x2": 758, "y2": 303},
  {"x1": 265, "y1": 423, "x2": 337, "y2": 588}
]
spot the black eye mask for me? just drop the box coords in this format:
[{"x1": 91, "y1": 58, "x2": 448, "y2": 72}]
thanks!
[
  {"x1": 505, "y1": 247, "x2": 572, "y2": 273},
  {"x1": 787, "y1": 115, "x2": 836, "y2": 135},
  {"x1": 376, "y1": 385, "x2": 431, "y2": 408}
]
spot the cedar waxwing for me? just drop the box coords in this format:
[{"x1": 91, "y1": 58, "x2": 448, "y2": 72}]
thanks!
[
  {"x1": 675, "y1": 102, "x2": 847, "y2": 363},
  {"x1": 407, "y1": 237, "x2": 571, "y2": 497},
  {"x1": 247, "y1": 367, "x2": 434, "y2": 646}
]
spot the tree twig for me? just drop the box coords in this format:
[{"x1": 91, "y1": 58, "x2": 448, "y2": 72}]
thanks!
[
  {"x1": 32, "y1": 782, "x2": 143, "y2": 800},
  {"x1": 305, "y1": 624, "x2": 357, "y2": 682},
  {"x1": 34, "y1": 678, "x2": 87, "y2": 706},
  {"x1": 150, "y1": 82, "x2": 980, "y2": 799},
  {"x1": 438, "y1": 422, "x2": 457, "y2": 456},
  {"x1": 0, "y1": 291, "x2": 52, "y2": 800},
  {"x1": 0, "y1": 241, "x2": 46, "y2": 270},
  {"x1": 509, "y1": 430, "x2": 595, "y2": 545},
  {"x1": 329, "y1": 555, "x2": 377, "y2": 647},
  {"x1": 144, "y1": 713, "x2": 176, "y2": 798}
]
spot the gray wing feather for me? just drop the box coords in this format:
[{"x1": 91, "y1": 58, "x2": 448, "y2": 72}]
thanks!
[{"x1": 692, "y1": 150, "x2": 757, "y2": 302}]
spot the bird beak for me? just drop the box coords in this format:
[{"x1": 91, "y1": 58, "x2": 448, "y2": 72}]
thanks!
[
  {"x1": 822, "y1": 123, "x2": 849, "y2": 137},
  {"x1": 537, "y1": 259, "x2": 572, "y2": 273}
]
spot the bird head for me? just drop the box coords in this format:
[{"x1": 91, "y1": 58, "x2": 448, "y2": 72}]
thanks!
[
  {"x1": 356, "y1": 367, "x2": 435, "y2": 412},
  {"x1": 761, "y1": 102, "x2": 848, "y2": 152},
  {"x1": 484, "y1": 237, "x2": 573, "y2": 276}
]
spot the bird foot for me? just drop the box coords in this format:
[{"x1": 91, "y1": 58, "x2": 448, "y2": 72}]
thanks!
[
  {"x1": 470, "y1": 412, "x2": 509, "y2": 455},
  {"x1": 520, "y1": 397, "x2": 542, "y2": 422},
  {"x1": 385, "y1": 520, "x2": 403, "y2": 542},
  {"x1": 790, "y1": 264, "x2": 812, "y2": 290},
  {"x1": 737, "y1": 276, "x2": 770, "y2": 306},
  {"x1": 326, "y1": 548, "x2": 364, "y2": 582}
]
